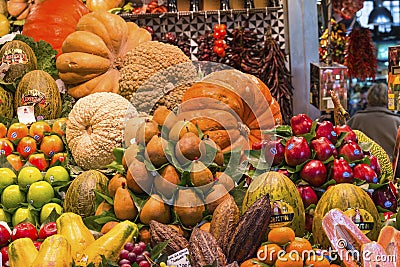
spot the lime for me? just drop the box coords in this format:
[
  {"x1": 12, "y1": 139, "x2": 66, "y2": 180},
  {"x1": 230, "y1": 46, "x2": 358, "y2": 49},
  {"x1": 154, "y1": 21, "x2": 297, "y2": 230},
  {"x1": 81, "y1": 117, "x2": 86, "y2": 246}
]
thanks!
[
  {"x1": 44, "y1": 166, "x2": 69, "y2": 184},
  {"x1": 40, "y1": 203, "x2": 63, "y2": 224},
  {"x1": 18, "y1": 166, "x2": 43, "y2": 190},
  {"x1": 0, "y1": 168, "x2": 16, "y2": 188},
  {"x1": 12, "y1": 207, "x2": 37, "y2": 226},
  {"x1": 0, "y1": 208, "x2": 11, "y2": 223},
  {"x1": 1, "y1": 185, "x2": 25, "y2": 209},
  {"x1": 27, "y1": 181, "x2": 54, "y2": 208}
]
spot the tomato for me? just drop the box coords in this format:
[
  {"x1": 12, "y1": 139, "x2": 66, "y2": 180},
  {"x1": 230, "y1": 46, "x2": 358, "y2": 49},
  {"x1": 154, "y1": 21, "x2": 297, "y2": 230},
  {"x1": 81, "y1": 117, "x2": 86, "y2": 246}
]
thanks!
[
  {"x1": 214, "y1": 46, "x2": 224, "y2": 55},
  {"x1": 213, "y1": 24, "x2": 221, "y2": 31},
  {"x1": 214, "y1": 39, "x2": 224, "y2": 47},
  {"x1": 220, "y1": 24, "x2": 227, "y2": 31},
  {"x1": 219, "y1": 29, "x2": 227, "y2": 39},
  {"x1": 213, "y1": 31, "x2": 222, "y2": 39}
]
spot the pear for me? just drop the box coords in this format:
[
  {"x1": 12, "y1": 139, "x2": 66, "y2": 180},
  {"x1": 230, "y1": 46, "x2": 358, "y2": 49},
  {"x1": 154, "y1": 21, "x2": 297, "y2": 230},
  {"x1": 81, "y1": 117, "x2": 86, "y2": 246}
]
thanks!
[
  {"x1": 139, "y1": 194, "x2": 171, "y2": 224},
  {"x1": 199, "y1": 138, "x2": 224, "y2": 166},
  {"x1": 126, "y1": 158, "x2": 153, "y2": 194},
  {"x1": 169, "y1": 120, "x2": 198, "y2": 142},
  {"x1": 175, "y1": 132, "x2": 201, "y2": 164},
  {"x1": 122, "y1": 144, "x2": 140, "y2": 172},
  {"x1": 113, "y1": 182, "x2": 138, "y2": 220},
  {"x1": 108, "y1": 173, "x2": 126, "y2": 198},
  {"x1": 136, "y1": 119, "x2": 159, "y2": 145},
  {"x1": 153, "y1": 106, "x2": 177, "y2": 129},
  {"x1": 124, "y1": 116, "x2": 148, "y2": 145},
  {"x1": 190, "y1": 160, "x2": 213, "y2": 192},
  {"x1": 146, "y1": 135, "x2": 168, "y2": 167},
  {"x1": 154, "y1": 165, "x2": 180, "y2": 199},
  {"x1": 215, "y1": 172, "x2": 235, "y2": 192},
  {"x1": 174, "y1": 189, "x2": 205, "y2": 227},
  {"x1": 205, "y1": 183, "x2": 230, "y2": 214},
  {"x1": 95, "y1": 201, "x2": 112, "y2": 216}
]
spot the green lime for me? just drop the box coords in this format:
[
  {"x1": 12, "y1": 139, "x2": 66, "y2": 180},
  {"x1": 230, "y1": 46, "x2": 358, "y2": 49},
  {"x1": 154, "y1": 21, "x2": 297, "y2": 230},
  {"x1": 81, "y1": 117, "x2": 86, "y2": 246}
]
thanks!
[
  {"x1": 44, "y1": 166, "x2": 69, "y2": 184},
  {"x1": 1, "y1": 185, "x2": 26, "y2": 209},
  {"x1": 0, "y1": 168, "x2": 16, "y2": 189},
  {"x1": 27, "y1": 181, "x2": 55, "y2": 208},
  {"x1": 18, "y1": 166, "x2": 43, "y2": 190}
]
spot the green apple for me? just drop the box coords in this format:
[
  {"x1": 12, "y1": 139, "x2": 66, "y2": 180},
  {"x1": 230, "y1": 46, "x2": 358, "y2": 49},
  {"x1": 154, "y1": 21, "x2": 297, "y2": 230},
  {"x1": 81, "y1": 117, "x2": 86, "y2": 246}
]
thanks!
[
  {"x1": 12, "y1": 207, "x2": 37, "y2": 226},
  {"x1": 0, "y1": 208, "x2": 11, "y2": 223},
  {"x1": 1, "y1": 185, "x2": 26, "y2": 209},
  {"x1": 40, "y1": 203, "x2": 63, "y2": 224},
  {"x1": 44, "y1": 166, "x2": 69, "y2": 184},
  {"x1": 18, "y1": 166, "x2": 43, "y2": 190},
  {"x1": 0, "y1": 168, "x2": 16, "y2": 189},
  {"x1": 27, "y1": 181, "x2": 54, "y2": 208}
]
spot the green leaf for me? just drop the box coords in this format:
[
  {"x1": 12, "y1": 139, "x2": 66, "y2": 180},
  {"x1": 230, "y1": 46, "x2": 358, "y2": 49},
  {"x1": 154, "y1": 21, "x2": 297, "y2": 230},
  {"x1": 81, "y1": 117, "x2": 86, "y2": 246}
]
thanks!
[
  {"x1": 368, "y1": 182, "x2": 388, "y2": 190},
  {"x1": 377, "y1": 206, "x2": 392, "y2": 213},
  {"x1": 128, "y1": 189, "x2": 148, "y2": 214},
  {"x1": 178, "y1": 170, "x2": 193, "y2": 187},
  {"x1": 150, "y1": 240, "x2": 170, "y2": 260},
  {"x1": 94, "y1": 190, "x2": 114, "y2": 206},
  {"x1": 359, "y1": 141, "x2": 373, "y2": 152},
  {"x1": 104, "y1": 161, "x2": 125, "y2": 174},
  {"x1": 263, "y1": 125, "x2": 293, "y2": 138},
  {"x1": 322, "y1": 155, "x2": 335, "y2": 165},
  {"x1": 334, "y1": 131, "x2": 348, "y2": 148},
  {"x1": 94, "y1": 216, "x2": 117, "y2": 225},
  {"x1": 294, "y1": 159, "x2": 311, "y2": 173},
  {"x1": 320, "y1": 178, "x2": 336, "y2": 189},
  {"x1": 224, "y1": 147, "x2": 244, "y2": 183},
  {"x1": 305, "y1": 204, "x2": 316, "y2": 213},
  {"x1": 229, "y1": 187, "x2": 247, "y2": 214},
  {"x1": 113, "y1": 148, "x2": 125, "y2": 165}
]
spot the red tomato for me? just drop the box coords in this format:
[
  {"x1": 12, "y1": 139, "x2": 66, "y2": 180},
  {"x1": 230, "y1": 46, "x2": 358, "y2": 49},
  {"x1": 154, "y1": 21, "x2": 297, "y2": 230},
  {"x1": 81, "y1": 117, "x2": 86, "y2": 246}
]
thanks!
[
  {"x1": 213, "y1": 31, "x2": 222, "y2": 39},
  {"x1": 213, "y1": 24, "x2": 221, "y2": 31},
  {"x1": 220, "y1": 24, "x2": 227, "y2": 30},
  {"x1": 214, "y1": 46, "x2": 224, "y2": 55},
  {"x1": 214, "y1": 39, "x2": 224, "y2": 47}
]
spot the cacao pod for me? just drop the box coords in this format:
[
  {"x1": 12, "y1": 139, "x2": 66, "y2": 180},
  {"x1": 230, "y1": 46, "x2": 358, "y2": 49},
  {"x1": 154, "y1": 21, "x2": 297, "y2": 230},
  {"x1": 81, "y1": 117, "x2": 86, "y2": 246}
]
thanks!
[{"x1": 150, "y1": 220, "x2": 189, "y2": 255}]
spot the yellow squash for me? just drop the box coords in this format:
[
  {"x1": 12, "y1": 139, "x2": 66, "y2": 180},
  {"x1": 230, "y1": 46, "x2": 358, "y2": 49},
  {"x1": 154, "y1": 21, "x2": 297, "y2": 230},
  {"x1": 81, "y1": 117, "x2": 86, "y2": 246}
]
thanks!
[
  {"x1": 8, "y1": 238, "x2": 38, "y2": 267},
  {"x1": 31, "y1": 234, "x2": 73, "y2": 267},
  {"x1": 56, "y1": 212, "x2": 95, "y2": 260}
]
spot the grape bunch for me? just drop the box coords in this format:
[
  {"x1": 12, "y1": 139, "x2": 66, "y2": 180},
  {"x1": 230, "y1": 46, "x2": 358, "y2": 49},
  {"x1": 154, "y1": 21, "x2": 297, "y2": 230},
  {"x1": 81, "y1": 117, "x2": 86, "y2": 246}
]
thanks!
[{"x1": 119, "y1": 241, "x2": 151, "y2": 267}]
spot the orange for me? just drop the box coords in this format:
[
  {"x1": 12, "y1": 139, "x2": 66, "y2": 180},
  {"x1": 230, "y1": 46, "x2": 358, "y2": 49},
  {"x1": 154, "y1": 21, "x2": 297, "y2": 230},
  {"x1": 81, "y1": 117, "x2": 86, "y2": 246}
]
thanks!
[
  {"x1": 267, "y1": 227, "x2": 296, "y2": 245},
  {"x1": 275, "y1": 252, "x2": 303, "y2": 267},
  {"x1": 286, "y1": 237, "x2": 313, "y2": 255},
  {"x1": 257, "y1": 243, "x2": 283, "y2": 265},
  {"x1": 240, "y1": 258, "x2": 264, "y2": 267},
  {"x1": 0, "y1": 123, "x2": 6, "y2": 138},
  {"x1": 330, "y1": 264, "x2": 342, "y2": 267},
  {"x1": 305, "y1": 256, "x2": 330, "y2": 267}
]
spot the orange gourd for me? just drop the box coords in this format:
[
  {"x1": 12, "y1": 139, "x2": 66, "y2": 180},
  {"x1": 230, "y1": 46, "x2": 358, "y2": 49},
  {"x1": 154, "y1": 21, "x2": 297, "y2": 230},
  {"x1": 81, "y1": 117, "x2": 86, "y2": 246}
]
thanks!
[
  {"x1": 180, "y1": 69, "x2": 282, "y2": 152},
  {"x1": 377, "y1": 226, "x2": 400, "y2": 267}
]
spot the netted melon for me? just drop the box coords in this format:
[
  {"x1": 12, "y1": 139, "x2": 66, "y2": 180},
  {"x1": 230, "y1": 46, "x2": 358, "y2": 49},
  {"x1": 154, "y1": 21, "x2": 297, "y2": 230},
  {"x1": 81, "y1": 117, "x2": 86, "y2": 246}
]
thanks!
[
  {"x1": 0, "y1": 86, "x2": 13, "y2": 118},
  {"x1": 63, "y1": 170, "x2": 109, "y2": 218}
]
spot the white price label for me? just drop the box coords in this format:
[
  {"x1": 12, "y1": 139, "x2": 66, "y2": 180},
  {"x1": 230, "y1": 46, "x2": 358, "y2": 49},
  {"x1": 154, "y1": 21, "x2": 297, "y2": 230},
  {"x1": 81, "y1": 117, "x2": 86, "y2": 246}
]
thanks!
[{"x1": 167, "y1": 248, "x2": 191, "y2": 267}]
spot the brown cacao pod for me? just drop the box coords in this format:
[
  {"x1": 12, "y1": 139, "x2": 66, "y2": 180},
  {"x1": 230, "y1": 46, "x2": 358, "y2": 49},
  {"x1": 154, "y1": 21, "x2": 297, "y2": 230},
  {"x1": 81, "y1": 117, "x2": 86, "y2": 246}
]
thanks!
[
  {"x1": 226, "y1": 194, "x2": 272, "y2": 263},
  {"x1": 189, "y1": 228, "x2": 227, "y2": 267},
  {"x1": 149, "y1": 220, "x2": 189, "y2": 255},
  {"x1": 210, "y1": 195, "x2": 240, "y2": 254}
]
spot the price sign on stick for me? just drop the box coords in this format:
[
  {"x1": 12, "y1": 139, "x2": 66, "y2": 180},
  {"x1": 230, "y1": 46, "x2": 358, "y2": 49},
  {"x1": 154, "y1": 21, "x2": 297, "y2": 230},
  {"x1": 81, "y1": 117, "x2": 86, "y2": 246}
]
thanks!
[
  {"x1": 167, "y1": 248, "x2": 191, "y2": 267},
  {"x1": 392, "y1": 126, "x2": 400, "y2": 180}
]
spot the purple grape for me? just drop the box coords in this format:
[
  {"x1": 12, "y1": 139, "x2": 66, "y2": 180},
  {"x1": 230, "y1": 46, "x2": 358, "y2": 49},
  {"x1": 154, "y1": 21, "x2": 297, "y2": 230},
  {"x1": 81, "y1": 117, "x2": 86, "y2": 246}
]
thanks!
[
  {"x1": 124, "y1": 242, "x2": 134, "y2": 252},
  {"x1": 132, "y1": 244, "x2": 143, "y2": 255},
  {"x1": 138, "y1": 241, "x2": 147, "y2": 251},
  {"x1": 142, "y1": 251, "x2": 151, "y2": 258},
  {"x1": 119, "y1": 250, "x2": 129, "y2": 260},
  {"x1": 136, "y1": 255, "x2": 145, "y2": 263},
  {"x1": 127, "y1": 252, "x2": 137, "y2": 262},
  {"x1": 119, "y1": 259, "x2": 131, "y2": 265},
  {"x1": 139, "y1": 261, "x2": 150, "y2": 267}
]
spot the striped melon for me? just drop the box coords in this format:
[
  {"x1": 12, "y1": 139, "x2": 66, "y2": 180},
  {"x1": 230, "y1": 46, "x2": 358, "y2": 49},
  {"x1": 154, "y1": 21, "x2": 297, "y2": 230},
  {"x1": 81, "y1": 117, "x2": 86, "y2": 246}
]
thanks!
[
  {"x1": 14, "y1": 70, "x2": 62, "y2": 120},
  {"x1": 242, "y1": 171, "x2": 305, "y2": 237},
  {"x1": 354, "y1": 130, "x2": 393, "y2": 180},
  {"x1": 63, "y1": 170, "x2": 109, "y2": 218},
  {"x1": 312, "y1": 183, "x2": 380, "y2": 248},
  {"x1": 0, "y1": 86, "x2": 13, "y2": 118}
]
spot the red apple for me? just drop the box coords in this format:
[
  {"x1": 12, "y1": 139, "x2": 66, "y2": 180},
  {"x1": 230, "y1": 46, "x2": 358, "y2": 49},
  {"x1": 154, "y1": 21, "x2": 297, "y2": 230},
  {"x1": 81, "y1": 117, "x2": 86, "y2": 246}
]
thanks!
[
  {"x1": 16, "y1": 136, "x2": 37, "y2": 159},
  {"x1": 40, "y1": 135, "x2": 64, "y2": 158},
  {"x1": 0, "y1": 224, "x2": 11, "y2": 247},
  {"x1": 368, "y1": 155, "x2": 381, "y2": 177},
  {"x1": 290, "y1": 114, "x2": 313, "y2": 135},
  {"x1": 7, "y1": 123, "x2": 28, "y2": 141},
  {"x1": 372, "y1": 184, "x2": 398, "y2": 212},
  {"x1": 0, "y1": 138, "x2": 14, "y2": 156},
  {"x1": 52, "y1": 118, "x2": 67, "y2": 137},
  {"x1": 251, "y1": 141, "x2": 264, "y2": 150},
  {"x1": 11, "y1": 222, "x2": 38, "y2": 241},
  {"x1": 38, "y1": 222, "x2": 57, "y2": 240},
  {"x1": 334, "y1": 125, "x2": 357, "y2": 143},
  {"x1": 277, "y1": 169, "x2": 290, "y2": 177},
  {"x1": 0, "y1": 123, "x2": 7, "y2": 138},
  {"x1": 297, "y1": 185, "x2": 319, "y2": 208},
  {"x1": 29, "y1": 121, "x2": 51, "y2": 143},
  {"x1": 311, "y1": 137, "x2": 337, "y2": 161},
  {"x1": 33, "y1": 241, "x2": 42, "y2": 251},
  {"x1": 264, "y1": 139, "x2": 285, "y2": 166},
  {"x1": 284, "y1": 136, "x2": 311, "y2": 166},
  {"x1": 353, "y1": 163, "x2": 378, "y2": 184},
  {"x1": 28, "y1": 153, "x2": 49, "y2": 172},
  {"x1": 1, "y1": 246, "x2": 8, "y2": 266},
  {"x1": 49, "y1": 152, "x2": 67, "y2": 166},
  {"x1": 6, "y1": 154, "x2": 24, "y2": 171},
  {"x1": 300, "y1": 160, "x2": 327, "y2": 186},
  {"x1": 315, "y1": 120, "x2": 337, "y2": 142},
  {"x1": 339, "y1": 141, "x2": 364, "y2": 162},
  {"x1": 331, "y1": 157, "x2": 354, "y2": 184}
]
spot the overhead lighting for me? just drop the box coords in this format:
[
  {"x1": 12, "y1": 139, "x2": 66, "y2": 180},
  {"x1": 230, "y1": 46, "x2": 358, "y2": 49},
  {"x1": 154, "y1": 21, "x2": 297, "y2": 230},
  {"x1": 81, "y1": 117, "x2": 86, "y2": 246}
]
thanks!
[{"x1": 368, "y1": 0, "x2": 393, "y2": 25}]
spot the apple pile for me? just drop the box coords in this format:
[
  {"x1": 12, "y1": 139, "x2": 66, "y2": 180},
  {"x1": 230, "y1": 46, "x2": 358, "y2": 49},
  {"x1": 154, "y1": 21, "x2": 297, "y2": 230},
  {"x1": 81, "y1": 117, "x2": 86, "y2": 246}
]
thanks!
[
  {"x1": 0, "y1": 119, "x2": 68, "y2": 172},
  {"x1": 0, "y1": 221, "x2": 57, "y2": 266},
  {"x1": 257, "y1": 114, "x2": 397, "y2": 230}
]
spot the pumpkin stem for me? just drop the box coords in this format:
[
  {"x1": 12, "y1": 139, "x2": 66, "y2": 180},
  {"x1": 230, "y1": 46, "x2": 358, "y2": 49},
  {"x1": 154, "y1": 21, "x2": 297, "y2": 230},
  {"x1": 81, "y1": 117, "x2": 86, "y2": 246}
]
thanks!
[
  {"x1": 86, "y1": 126, "x2": 93, "y2": 135},
  {"x1": 121, "y1": 182, "x2": 126, "y2": 189},
  {"x1": 238, "y1": 122, "x2": 250, "y2": 137}
]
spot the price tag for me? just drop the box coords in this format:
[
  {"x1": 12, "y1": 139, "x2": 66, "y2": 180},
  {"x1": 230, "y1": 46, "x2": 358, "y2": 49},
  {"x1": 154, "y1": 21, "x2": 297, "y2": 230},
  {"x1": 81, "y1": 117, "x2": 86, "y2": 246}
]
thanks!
[
  {"x1": 167, "y1": 248, "x2": 191, "y2": 267},
  {"x1": 17, "y1": 106, "x2": 36, "y2": 126}
]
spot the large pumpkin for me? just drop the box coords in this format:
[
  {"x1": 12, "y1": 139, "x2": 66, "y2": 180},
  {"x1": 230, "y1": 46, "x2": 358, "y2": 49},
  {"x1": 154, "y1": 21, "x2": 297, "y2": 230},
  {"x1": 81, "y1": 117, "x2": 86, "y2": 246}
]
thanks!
[
  {"x1": 180, "y1": 69, "x2": 282, "y2": 152},
  {"x1": 66, "y1": 92, "x2": 138, "y2": 170},
  {"x1": 56, "y1": 11, "x2": 151, "y2": 99},
  {"x1": 63, "y1": 170, "x2": 109, "y2": 218},
  {"x1": 312, "y1": 183, "x2": 381, "y2": 248},
  {"x1": 22, "y1": 0, "x2": 89, "y2": 56},
  {"x1": 0, "y1": 40, "x2": 37, "y2": 83},
  {"x1": 0, "y1": 86, "x2": 13, "y2": 118},
  {"x1": 242, "y1": 171, "x2": 305, "y2": 237},
  {"x1": 14, "y1": 70, "x2": 62, "y2": 120}
]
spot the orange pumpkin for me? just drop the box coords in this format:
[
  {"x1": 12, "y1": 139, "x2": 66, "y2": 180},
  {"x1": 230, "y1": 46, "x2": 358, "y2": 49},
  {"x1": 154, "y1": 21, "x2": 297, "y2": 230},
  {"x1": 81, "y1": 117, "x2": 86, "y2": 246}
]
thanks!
[{"x1": 179, "y1": 69, "x2": 282, "y2": 152}]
